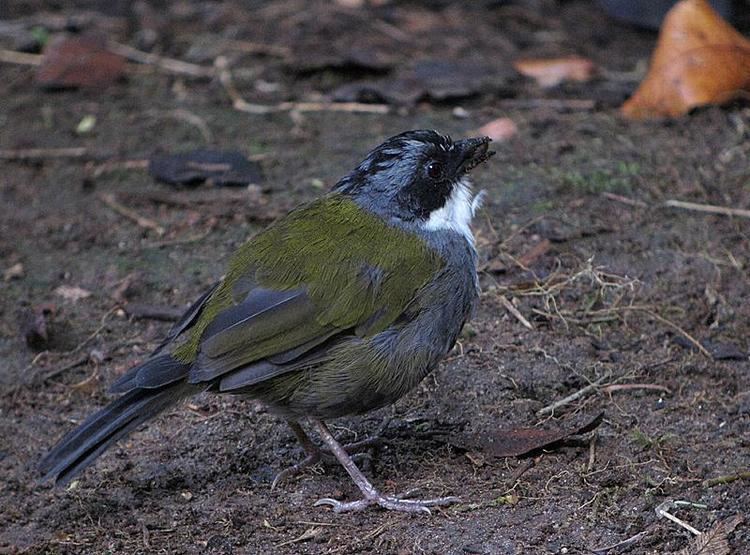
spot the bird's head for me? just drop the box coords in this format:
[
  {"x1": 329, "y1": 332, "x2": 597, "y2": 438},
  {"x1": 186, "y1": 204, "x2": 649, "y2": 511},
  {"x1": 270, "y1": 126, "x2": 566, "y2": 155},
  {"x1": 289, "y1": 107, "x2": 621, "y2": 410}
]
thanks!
[{"x1": 335, "y1": 130, "x2": 494, "y2": 242}]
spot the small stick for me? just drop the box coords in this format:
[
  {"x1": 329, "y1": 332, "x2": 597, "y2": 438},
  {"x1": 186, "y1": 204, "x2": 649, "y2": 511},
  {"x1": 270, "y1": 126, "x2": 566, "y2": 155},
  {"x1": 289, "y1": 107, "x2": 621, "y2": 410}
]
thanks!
[
  {"x1": 97, "y1": 192, "x2": 165, "y2": 236},
  {"x1": 0, "y1": 48, "x2": 42, "y2": 65},
  {"x1": 602, "y1": 192, "x2": 648, "y2": 208},
  {"x1": 499, "y1": 295, "x2": 533, "y2": 329},
  {"x1": 38, "y1": 354, "x2": 89, "y2": 384},
  {"x1": 90, "y1": 159, "x2": 149, "y2": 178},
  {"x1": 665, "y1": 199, "x2": 750, "y2": 220},
  {"x1": 497, "y1": 98, "x2": 596, "y2": 110},
  {"x1": 537, "y1": 374, "x2": 609, "y2": 416},
  {"x1": 703, "y1": 471, "x2": 750, "y2": 487},
  {"x1": 642, "y1": 309, "x2": 711, "y2": 358},
  {"x1": 601, "y1": 383, "x2": 671, "y2": 395},
  {"x1": 587, "y1": 432, "x2": 596, "y2": 472},
  {"x1": 215, "y1": 56, "x2": 389, "y2": 115},
  {"x1": 655, "y1": 502, "x2": 702, "y2": 536},
  {"x1": 222, "y1": 38, "x2": 291, "y2": 58},
  {"x1": 0, "y1": 147, "x2": 89, "y2": 160},
  {"x1": 108, "y1": 41, "x2": 215, "y2": 78},
  {"x1": 590, "y1": 530, "x2": 650, "y2": 554}
]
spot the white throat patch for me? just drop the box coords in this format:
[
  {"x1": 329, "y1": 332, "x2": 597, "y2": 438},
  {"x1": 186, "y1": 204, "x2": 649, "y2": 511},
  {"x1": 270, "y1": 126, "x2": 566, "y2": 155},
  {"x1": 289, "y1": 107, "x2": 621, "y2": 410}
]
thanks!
[{"x1": 422, "y1": 177, "x2": 483, "y2": 244}]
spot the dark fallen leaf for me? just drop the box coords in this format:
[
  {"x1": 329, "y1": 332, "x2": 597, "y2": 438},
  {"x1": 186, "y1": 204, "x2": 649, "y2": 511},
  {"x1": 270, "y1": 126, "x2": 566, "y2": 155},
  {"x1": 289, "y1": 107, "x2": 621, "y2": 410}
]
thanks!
[
  {"x1": 678, "y1": 514, "x2": 743, "y2": 555},
  {"x1": 672, "y1": 336, "x2": 747, "y2": 360},
  {"x1": 19, "y1": 303, "x2": 56, "y2": 350},
  {"x1": 452, "y1": 411, "x2": 604, "y2": 458},
  {"x1": 149, "y1": 150, "x2": 263, "y2": 187},
  {"x1": 702, "y1": 339, "x2": 747, "y2": 361},
  {"x1": 333, "y1": 58, "x2": 513, "y2": 105},
  {"x1": 290, "y1": 45, "x2": 395, "y2": 75},
  {"x1": 36, "y1": 35, "x2": 126, "y2": 89}
]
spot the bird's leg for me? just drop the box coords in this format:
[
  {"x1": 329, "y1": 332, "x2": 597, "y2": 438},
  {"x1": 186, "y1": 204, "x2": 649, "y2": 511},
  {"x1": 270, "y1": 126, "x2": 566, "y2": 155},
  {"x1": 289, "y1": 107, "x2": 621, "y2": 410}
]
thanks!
[
  {"x1": 311, "y1": 419, "x2": 459, "y2": 514},
  {"x1": 273, "y1": 418, "x2": 389, "y2": 488},
  {"x1": 271, "y1": 421, "x2": 322, "y2": 489}
]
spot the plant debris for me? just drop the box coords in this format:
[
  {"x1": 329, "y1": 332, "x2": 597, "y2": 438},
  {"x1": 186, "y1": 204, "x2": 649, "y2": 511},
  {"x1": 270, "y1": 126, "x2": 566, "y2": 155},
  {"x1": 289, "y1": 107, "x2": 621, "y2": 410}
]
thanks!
[
  {"x1": 35, "y1": 35, "x2": 126, "y2": 89},
  {"x1": 678, "y1": 514, "x2": 743, "y2": 555},
  {"x1": 451, "y1": 412, "x2": 604, "y2": 458},
  {"x1": 622, "y1": 0, "x2": 750, "y2": 119}
]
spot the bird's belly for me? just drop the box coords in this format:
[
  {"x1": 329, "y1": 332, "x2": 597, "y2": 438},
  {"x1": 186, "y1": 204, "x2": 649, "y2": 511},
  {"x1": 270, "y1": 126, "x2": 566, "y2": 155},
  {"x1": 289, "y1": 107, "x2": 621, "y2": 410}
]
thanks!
[{"x1": 249, "y1": 335, "x2": 440, "y2": 420}]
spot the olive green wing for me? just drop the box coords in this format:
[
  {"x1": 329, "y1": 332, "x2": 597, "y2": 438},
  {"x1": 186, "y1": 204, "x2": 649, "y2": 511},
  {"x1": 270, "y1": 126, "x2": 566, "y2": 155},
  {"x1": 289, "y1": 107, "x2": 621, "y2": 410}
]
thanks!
[{"x1": 169, "y1": 194, "x2": 443, "y2": 387}]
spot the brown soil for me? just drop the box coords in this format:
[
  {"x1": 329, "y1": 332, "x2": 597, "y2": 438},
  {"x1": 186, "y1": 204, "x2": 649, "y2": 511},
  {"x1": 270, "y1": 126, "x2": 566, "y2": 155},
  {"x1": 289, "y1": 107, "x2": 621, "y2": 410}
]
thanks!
[{"x1": 1, "y1": 1, "x2": 748, "y2": 553}]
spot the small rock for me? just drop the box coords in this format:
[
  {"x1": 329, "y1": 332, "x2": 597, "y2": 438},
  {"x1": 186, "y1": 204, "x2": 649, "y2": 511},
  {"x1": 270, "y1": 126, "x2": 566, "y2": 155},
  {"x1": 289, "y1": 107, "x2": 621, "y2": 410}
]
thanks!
[{"x1": 3, "y1": 262, "x2": 24, "y2": 281}]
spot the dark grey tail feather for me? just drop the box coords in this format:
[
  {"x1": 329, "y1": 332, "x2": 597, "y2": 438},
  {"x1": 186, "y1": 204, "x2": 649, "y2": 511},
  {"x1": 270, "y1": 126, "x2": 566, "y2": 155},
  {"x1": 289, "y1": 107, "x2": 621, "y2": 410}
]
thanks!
[
  {"x1": 39, "y1": 381, "x2": 201, "y2": 485},
  {"x1": 109, "y1": 354, "x2": 190, "y2": 394}
]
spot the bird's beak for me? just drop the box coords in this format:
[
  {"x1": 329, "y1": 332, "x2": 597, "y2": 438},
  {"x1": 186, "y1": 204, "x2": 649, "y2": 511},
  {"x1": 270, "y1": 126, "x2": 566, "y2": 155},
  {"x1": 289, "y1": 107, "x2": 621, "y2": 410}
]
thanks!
[{"x1": 456, "y1": 137, "x2": 495, "y2": 174}]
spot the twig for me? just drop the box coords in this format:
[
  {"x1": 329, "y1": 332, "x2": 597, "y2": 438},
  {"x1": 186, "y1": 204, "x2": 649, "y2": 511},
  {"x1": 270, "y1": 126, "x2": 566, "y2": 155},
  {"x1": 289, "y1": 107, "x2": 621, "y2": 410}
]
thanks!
[
  {"x1": 167, "y1": 109, "x2": 212, "y2": 142},
  {"x1": 640, "y1": 309, "x2": 711, "y2": 358},
  {"x1": 537, "y1": 374, "x2": 609, "y2": 416},
  {"x1": 499, "y1": 295, "x2": 533, "y2": 329},
  {"x1": 275, "y1": 527, "x2": 322, "y2": 548},
  {"x1": 703, "y1": 471, "x2": 750, "y2": 487},
  {"x1": 97, "y1": 192, "x2": 165, "y2": 236},
  {"x1": 108, "y1": 41, "x2": 214, "y2": 78},
  {"x1": 142, "y1": 229, "x2": 212, "y2": 249},
  {"x1": 0, "y1": 147, "x2": 89, "y2": 160},
  {"x1": 215, "y1": 56, "x2": 388, "y2": 115},
  {"x1": 587, "y1": 432, "x2": 596, "y2": 472},
  {"x1": 601, "y1": 383, "x2": 671, "y2": 395},
  {"x1": 222, "y1": 38, "x2": 291, "y2": 58},
  {"x1": 665, "y1": 199, "x2": 750, "y2": 219},
  {"x1": 655, "y1": 501, "x2": 702, "y2": 536},
  {"x1": 0, "y1": 48, "x2": 42, "y2": 65},
  {"x1": 602, "y1": 192, "x2": 648, "y2": 208},
  {"x1": 38, "y1": 354, "x2": 89, "y2": 384},
  {"x1": 590, "y1": 529, "x2": 650, "y2": 554},
  {"x1": 89, "y1": 159, "x2": 149, "y2": 178},
  {"x1": 497, "y1": 98, "x2": 596, "y2": 111}
]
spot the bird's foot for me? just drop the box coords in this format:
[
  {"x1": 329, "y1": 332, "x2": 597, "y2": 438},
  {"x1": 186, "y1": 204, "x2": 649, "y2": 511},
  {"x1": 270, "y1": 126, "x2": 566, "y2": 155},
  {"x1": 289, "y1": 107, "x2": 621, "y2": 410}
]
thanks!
[
  {"x1": 311, "y1": 419, "x2": 457, "y2": 515},
  {"x1": 271, "y1": 452, "x2": 321, "y2": 490},
  {"x1": 273, "y1": 421, "x2": 381, "y2": 488},
  {"x1": 315, "y1": 491, "x2": 459, "y2": 514},
  {"x1": 272, "y1": 443, "x2": 378, "y2": 488}
]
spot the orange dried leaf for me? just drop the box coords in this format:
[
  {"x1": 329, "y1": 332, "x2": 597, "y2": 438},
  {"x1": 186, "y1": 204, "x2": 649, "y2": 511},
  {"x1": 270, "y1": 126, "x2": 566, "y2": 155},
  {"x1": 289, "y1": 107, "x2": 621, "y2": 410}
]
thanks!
[
  {"x1": 622, "y1": 0, "x2": 750, "y2": 119},
  {"x1": 513, "y1": 56, "x2": 596, "y2": 88}
]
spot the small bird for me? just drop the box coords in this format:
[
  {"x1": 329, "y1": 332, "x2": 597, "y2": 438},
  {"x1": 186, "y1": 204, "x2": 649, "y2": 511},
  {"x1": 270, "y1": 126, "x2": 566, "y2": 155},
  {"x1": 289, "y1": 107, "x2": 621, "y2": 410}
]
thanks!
[{"x1": 39, "y1": 130, "x2": 493, "y2": 513}]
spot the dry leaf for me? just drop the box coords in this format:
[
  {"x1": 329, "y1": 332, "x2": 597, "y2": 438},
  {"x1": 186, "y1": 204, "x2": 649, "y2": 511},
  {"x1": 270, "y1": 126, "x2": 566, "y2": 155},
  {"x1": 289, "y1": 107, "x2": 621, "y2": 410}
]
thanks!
[
  {"x1": 513, "y1": 56, "x2": 596, "y2": 88},
  {"x1": 54, "y1": 285, "x2": 92, "y2": 302},
  {"x1": 678, "y1": 514, "x2": 743, "y2": 555},
  {"x1": 477, "y1": 118, "x2": 518, "y2": 142},
  {"x1": 622, "y1": 0, "x2": 750, "y2": 119},
  {"x1": 452, "y1": 412, "x2": 604, "y2": 458},
  {"x1": 36, "y1": 35, "x2": 126, "y2": 89}
]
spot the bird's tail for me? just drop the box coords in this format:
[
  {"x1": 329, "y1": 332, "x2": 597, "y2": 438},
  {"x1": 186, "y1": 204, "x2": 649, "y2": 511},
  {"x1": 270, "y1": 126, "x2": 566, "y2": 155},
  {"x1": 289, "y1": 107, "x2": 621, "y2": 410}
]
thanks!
[{"x1": 39, "y1": 380, "x2": 201, "y2": 485}]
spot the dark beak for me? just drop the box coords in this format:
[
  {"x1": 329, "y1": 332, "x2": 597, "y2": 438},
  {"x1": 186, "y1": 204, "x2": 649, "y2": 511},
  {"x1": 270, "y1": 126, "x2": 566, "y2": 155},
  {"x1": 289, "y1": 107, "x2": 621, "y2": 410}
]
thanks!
[{"x1": 456, "y1": 137, "x2": 495, "y2": 174}]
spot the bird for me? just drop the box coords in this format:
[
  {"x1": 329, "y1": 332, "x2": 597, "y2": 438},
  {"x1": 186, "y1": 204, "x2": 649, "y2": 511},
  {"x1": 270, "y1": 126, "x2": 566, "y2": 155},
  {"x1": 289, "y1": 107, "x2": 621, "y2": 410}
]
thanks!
[{"x1": 39, "y1": 129, "x2": 494, "y2": 513}]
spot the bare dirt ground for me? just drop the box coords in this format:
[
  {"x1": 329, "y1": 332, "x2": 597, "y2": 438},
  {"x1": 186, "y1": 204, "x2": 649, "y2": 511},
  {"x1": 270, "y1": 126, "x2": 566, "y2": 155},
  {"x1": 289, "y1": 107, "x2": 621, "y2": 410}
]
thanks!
[{"x1": 1, "y1": 1, "x2": 749, "y2": 553}]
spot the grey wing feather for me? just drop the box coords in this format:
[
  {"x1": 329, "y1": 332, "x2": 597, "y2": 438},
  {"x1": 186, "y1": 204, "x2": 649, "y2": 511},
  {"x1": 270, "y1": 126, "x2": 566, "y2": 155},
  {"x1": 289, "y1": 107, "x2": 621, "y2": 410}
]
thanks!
[
  {"x1": 188, "y1": 287, "x2": 335, "y2": 384},
  {"x1": 153, "y1": 281, "x2": 220, "y2": 354}
]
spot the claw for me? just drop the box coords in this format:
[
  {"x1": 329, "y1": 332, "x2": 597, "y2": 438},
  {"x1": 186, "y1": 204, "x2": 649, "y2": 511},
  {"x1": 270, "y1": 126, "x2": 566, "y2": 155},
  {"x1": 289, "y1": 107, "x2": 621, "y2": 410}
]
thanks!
[{"x1": 315, "y1": 494, "x2": 458, "y2": 514}]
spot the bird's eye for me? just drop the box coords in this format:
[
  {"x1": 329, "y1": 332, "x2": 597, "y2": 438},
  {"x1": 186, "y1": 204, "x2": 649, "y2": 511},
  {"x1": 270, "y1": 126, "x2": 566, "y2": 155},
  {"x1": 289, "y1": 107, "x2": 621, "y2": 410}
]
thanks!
[{"x1": 426, "y1": 162, "x2": 444, "y2": 180}]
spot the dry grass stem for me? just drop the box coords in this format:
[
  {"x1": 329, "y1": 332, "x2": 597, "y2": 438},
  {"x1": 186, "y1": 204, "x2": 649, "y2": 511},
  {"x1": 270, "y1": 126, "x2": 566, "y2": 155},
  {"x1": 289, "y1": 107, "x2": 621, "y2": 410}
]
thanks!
[
  {"x1": 97, "y1": 192, "x2": 165, "y2": 236},
  {"x1": 666, "y1": 199, "x2": 750, "y2": 219}
]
